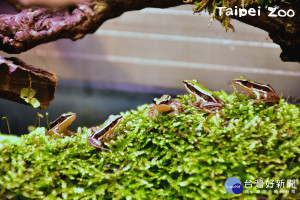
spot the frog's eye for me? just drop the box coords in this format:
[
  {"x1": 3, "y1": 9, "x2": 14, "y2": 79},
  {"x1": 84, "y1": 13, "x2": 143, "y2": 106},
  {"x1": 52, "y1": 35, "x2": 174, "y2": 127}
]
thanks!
[
  {"x1": 164, "y1": 95, "x2": 171, "y2": 102},
  {"x1": 153, "y1": 98, "x2": 157, "y2": 104},
  {"x1": 241, "y1": 80, "x2": 248, "y2": 86}
]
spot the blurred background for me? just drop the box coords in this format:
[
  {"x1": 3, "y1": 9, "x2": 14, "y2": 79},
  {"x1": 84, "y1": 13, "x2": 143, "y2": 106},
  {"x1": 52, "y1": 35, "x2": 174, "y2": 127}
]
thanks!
[{"x1": 0, "y1": 2, "x2": 299, "y2": 135}]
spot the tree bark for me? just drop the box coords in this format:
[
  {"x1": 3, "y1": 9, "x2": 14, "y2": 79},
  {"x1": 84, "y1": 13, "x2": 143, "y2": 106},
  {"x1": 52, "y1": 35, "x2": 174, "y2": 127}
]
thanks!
[
  {"x1": 0, "y1": 56, "x2": 57, "y2": 109},
  {"x1": 16, "y1": 0, "x2": 81, "y2": 8},
  {"x1": 0, "y1": 0, "x2": 183, "y2": 54},
  {"x1": 0, "y1": 0, "x2": 299, "y2": 62}
]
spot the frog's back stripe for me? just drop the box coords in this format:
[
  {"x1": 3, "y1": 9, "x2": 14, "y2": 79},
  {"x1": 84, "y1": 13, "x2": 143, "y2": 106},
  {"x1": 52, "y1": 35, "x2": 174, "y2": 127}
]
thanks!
[
  {"x1": 194, "y1": 89, "x2": 216, "y2": 102},
  {"x1": 49, "y1": 114, "x2": 70, "y2": 129},
  {"x1": 153, "y1": 95, "x2": 171, "y2": 105},
  {"x1": 91, "y1": 115, "x2": 122, "y2": 139},
  {"x1": 237, "y1": 79, "x2": 276, "y2": 93},
  {"x1": 185, "y1": 83, "x2": 216, "y2": 102},
  {"x1": 250, "y1": 82, "x2": 275, "y2": 93}
]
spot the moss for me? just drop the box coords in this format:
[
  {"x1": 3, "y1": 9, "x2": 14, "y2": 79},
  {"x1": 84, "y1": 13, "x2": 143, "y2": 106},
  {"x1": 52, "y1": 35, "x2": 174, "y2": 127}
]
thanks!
[
  {"x1": 0, "y1": 92, "x2": 299, "y2": 199},
  {"x1": 189, "y1": 0, "x2": 299, "y2": 31},
  {"x1": 0, "y1": 134, "x2": 22, "y2": 146}
]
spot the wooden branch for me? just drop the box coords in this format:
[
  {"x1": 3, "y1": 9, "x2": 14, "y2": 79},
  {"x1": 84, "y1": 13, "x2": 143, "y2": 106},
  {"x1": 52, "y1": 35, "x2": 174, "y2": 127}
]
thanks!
[
  {"x1": 0, "y1": 0, "x2": 299, "y2": 62},
  {"x1": 0, "y1": 56, "x2": 57, "y2": 109},
  {"x1": 0, "y1": 0, "x2": 182, "y2": 54},
  {"x1": 17, "y1": 0, "x2": 81, "y2": 8}
]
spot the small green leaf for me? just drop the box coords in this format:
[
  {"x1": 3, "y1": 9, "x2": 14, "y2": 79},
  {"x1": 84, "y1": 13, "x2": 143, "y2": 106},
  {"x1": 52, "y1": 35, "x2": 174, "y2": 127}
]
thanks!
[
  {"x1": 28, "y1": 98, "x2": 40, "y2": 108},
  {"x1": 21, "y1": 88, "x2": 36, "y2": 98},
  {"x1": 22, "y1": 97, "x2": 40, "y2": 108},
  {"x1": 20, "y1": 88, "x2": 40, "y2": 108}
]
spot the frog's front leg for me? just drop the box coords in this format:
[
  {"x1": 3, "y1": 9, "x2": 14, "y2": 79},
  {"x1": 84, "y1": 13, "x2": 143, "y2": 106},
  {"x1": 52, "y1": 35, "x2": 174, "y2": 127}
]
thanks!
[
  {"x1": 182, "y1": 94, "x2": 200, "y2": 109},
  {"x1": 47, "y1": 129, "x2": 66, "y2": 138},
  {"x1": 101, "y1": 127, "x2": 115, "y2": 145},
  {"x1": 148, "y1": 108, "x2": 158, "y2": 118},
  {"x1": 55, "y1": 128, "x2": 76, "y2": 137},
  {"x1": 88, "y1": 136, "x2": 110, "y2": 151},
  {"x1": 252, "y1": 91, "x2": 263, "y2": 103},
  {"x1": 102, "y1": 133, "x2": 111, "y2": 145},
  {"x1": 54, "y1": 130, "x2": 66, "y2": 138},
  {"x1": 189, "y1": 99, "x2": 203, "y2": 111},
  {"x1": 191, "y1": 99, "x2": 202, "y2": 107},
  {"x1": 65, "y1": 130, "x2": 76, "y2": 137},
  {"x1": 170, "y1": 105, "x2": 179, "y2": 114},
  {"x1": 170, "y1": 100, "x2": 182, "y2": 114}
]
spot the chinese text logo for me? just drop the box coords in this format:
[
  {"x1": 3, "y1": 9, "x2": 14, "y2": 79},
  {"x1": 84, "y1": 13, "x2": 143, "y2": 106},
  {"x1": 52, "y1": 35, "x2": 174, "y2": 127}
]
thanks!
[{"x1": 225, "y1": 177, "x2": 243, "y2": 194}]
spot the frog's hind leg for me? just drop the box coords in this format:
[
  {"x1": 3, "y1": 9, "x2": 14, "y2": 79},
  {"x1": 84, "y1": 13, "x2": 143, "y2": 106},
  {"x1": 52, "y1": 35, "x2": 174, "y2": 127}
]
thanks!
[{"x1": 65, "y1": 130, "x2": 76, "y2": 137}]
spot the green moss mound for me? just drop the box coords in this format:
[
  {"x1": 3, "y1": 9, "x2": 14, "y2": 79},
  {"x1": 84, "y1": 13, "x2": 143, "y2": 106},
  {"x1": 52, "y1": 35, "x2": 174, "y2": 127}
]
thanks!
[
  {"x1": 0, "y1": 134, "x2": 21, "y2": 145},
  {"x1": 0, "y1": 92, "x2": 299, "y2": 199}
]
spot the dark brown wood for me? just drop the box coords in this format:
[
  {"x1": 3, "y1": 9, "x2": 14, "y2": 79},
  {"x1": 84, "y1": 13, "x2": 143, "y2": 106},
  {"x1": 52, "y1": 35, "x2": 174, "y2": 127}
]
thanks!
[
  {"x1": 0, "y1": 0, "x2": 299, "y2": 62},
  {"x1": 16, "y1": 0, "x2": 80, "y2": 8},
  {"x1": 0, "y1": 56, "x2": 57, "y2": 109},
  {"x1": 0, "y1": 0, "x2": 183, "y2": 54}
]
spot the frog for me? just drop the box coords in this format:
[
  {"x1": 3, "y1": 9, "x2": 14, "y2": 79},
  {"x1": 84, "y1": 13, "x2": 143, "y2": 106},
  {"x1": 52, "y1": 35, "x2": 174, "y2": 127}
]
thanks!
[
  {"x1": 183, "y1": 80, "x2": 224, "y2": 113},
  {"x1": 46, "y1": 112, "x2": 76, "y2": 137},
  {"x1": 233, "y1": 76, "x2": 280, "y2": 103},
  {"x1": 88, "y1": 115, "x2": 123, "y2": 151},
  {"x1": 148, "y1": 94, "x2": 182, "y2": 117}
]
